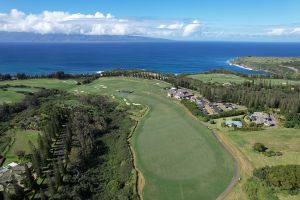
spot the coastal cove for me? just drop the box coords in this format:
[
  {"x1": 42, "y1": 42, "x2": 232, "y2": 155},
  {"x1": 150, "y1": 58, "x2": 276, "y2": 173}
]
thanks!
[{"x1": 1, "y1": 42, "x2": 300, "y2": 75}]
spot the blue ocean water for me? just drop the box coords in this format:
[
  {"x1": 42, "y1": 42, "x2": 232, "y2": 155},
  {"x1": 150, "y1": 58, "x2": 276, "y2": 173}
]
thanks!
[{"x1": 0, "y1": 42, "x2": 300, "y2": 75}]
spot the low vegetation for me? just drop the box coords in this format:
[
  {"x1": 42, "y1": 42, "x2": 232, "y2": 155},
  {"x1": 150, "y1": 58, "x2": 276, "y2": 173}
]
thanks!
[
  {"x1": 253, "y1": 165, "x2": 300, "y2": 195},
  {"x1": 231, "y1": 56, "x2": 300, "y2": 78}
]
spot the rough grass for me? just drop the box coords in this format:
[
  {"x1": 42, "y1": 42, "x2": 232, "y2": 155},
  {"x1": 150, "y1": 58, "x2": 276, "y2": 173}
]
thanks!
[
  {"x1": 228, "y1": 128, "x2": 300, "y2": 168},
  {"x1": 3, "y1": 77, "x2": 235, "y2": 200},
  {"x1": 4, "y1": 130, "x2": 39, "y2": 165},
  {"x1": 204, "y1": 117, "x2": 300, "y2": 200}
]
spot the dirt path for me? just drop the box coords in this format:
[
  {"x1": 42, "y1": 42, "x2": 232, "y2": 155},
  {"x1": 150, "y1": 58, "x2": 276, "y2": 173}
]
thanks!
[
  {"x1": 211, "y1": 130, "x2": 239, "y2": 200},
  {"x1": 214, "y1": 130, "x2": 253, "y2": 200}
]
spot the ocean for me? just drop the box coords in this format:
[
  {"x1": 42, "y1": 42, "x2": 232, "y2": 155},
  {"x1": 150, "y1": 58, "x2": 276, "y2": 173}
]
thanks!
[{"x1": 0, "y1": 42, "x2": 300, "y2": 75}]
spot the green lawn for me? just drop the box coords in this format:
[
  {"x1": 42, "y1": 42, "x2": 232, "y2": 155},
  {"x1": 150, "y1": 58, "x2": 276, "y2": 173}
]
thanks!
[
  {"x1": 0, "y1": 90, "x2": 25, "y2": 104},
  {"x1": 0, "y1": 79, "x2": 77, "y2": 104},
  {"x1": 189, "y1": 73, "x2": 247, "y2": 84},
  {"x1": 0, "y1": 79, "x2": 77, "y2": 90},
  {"x1": 5, "y1": 87, "x2": 40, "y2": 93},
  {"x1": 4, "y1": 130, "x2": 39, "y2": 165},
  {"x1": 0, "y1": 87, "x2": 40, "y2": 104}
]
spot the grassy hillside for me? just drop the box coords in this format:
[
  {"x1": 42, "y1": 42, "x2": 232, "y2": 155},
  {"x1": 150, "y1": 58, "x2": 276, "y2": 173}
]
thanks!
[{"x1": 231, "y1": 57, "x2": 300, "y2": 77}]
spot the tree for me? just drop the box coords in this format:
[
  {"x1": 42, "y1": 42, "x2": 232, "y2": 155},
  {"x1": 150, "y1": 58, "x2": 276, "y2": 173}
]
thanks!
[
  {"x1": 39, "y1": 189, "x2": 47, "y2": 200},
  {"x1": 11, "y1": 175, "x2": 25, "y2": 200},
  {"x1": 29, "y1": 141, "x2": 42, "y2": 177},
  {"x1": 253, "y1": 143, "x2": 268, "y2": 153},
  {"x1": 47, "y1": 174, "x2": 56, "y2": 197},
  {"x1": 24, "y1": 164, "x2": 37, "y2": 191},
  {"x1": 53, "y1": 162, "x2": 63, "y2": 186},
  {"x1": 15, "y1": 150, "x2": 25, "y2": 160}
]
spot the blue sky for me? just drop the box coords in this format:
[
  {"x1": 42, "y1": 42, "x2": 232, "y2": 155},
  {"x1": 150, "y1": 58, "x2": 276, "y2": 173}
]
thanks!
[{"x1": 0, "y1": 0, "x2": 299, "y2": 41}]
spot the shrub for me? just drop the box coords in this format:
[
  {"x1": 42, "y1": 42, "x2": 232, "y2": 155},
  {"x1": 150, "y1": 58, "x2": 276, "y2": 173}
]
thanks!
[
  {"x1": 209, "y1": 120, "x2": 216, "y2": 124},
  {"x1": 253, "y1": 143, "x2": 268, "y2": 153}
]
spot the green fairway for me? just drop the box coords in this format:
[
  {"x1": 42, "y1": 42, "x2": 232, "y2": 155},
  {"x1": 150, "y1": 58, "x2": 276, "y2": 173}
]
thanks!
[
  {"x1": 5, "y1": 87, "x2": 40, "y2": 93},
  {"x1": 0, "y1": 90, "x2": 25, "y2": 104},
  {"x1": 0, "y1": 77, "x2": 235, "y2": 199},
  {"x1": 0, "y1": 79, "x2": 77, "y2": 103},
  {"x1": 74, "y1": 78, "x2": 234, "y2": 200},
  {"x1": 189, "y1": 73, "x2": 247, "y2": 84},
  {"x1": 4, "y1": 130, "x2": 39, "y2": 165},
  {"x1": 0, "y1": 79, "x2": 77, "y2": 90}
]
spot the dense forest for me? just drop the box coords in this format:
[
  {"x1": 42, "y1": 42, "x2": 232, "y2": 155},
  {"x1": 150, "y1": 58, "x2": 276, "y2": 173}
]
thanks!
[{"x1": 0, "y1": 90, "x2": 138, "y2": 199}]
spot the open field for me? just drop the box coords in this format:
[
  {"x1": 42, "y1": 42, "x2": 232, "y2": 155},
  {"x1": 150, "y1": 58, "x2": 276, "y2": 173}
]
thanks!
[
  {"x1": 189, "y1": 73, "x2": 300, "y2": 86},
  {"x1": 203, "y1": 117, "x2": 300, "y2": 200},
  {"x1": 4, "y1": 129, "x2": 39, "y2": 165},
  {"x1": 0, "y1": 77, "x2": 235, "y2": 200}
]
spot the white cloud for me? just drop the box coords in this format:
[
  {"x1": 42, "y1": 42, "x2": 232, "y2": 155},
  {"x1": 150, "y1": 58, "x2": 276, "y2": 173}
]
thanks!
[
  {"x1": 292, "y1": 27, "x2": 300, "y2": 34},
  {"x1": 183, "y1": 20, "x2": 201, "y2": 37},
  {"x1": 267, "y1": 28, "x2": 286, "y2": 36},
  {"x1": 2, "y1": 9, "x2": 299, "y2": 40},
  {"x1": 0, "y1": 9, "x2": 202, "y2": 38}
]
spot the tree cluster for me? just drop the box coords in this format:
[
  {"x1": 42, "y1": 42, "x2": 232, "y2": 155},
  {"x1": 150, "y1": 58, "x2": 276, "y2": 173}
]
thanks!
[{"x1": 253, "y1": 165, "x2": 300, "y2": 194}]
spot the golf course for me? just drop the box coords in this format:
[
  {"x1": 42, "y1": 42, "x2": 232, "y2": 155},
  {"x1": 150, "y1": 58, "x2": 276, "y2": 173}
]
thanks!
[{"x1": 0, "y1": 77, "x2": 235, "y2": 200}]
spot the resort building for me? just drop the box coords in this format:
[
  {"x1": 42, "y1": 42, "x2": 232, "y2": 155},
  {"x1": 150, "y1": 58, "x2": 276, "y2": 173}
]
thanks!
[
  {"x1": 249, "y1": 112, "x2": 276, "y2": 127},
  {"x1": 168, "y1": 88, "x2": 194, "y2": 100}
]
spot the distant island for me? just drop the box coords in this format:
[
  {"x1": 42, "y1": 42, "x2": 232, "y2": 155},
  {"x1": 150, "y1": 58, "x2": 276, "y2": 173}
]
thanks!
[
  {"x1": 0, "y1": 32, "x2": 171, "y2": 43},
  {"x1": 230, "y1": 56, "x2": 300, "y2": 78}
]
